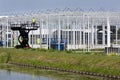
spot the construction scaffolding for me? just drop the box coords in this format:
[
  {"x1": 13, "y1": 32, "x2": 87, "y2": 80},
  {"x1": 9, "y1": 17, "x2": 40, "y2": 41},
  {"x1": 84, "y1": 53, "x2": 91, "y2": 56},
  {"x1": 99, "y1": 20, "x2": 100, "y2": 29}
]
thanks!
[{"x1": 0, "y1": 11, "x2": 120, "y2": 52}]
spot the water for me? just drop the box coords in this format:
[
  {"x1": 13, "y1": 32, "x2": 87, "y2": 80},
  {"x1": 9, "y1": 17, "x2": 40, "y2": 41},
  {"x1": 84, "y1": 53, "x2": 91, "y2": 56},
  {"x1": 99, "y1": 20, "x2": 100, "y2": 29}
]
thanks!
[
  {"x1": 0, "y1": 69, "x2": 53, "y2": 80},
  {"x1": 0, "y1": 65, "x2": 102, "y2": 80}
]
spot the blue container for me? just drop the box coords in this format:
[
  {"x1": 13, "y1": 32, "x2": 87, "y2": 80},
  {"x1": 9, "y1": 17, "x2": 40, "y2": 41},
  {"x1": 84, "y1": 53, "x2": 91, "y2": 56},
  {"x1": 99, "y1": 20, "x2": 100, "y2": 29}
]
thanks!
[
  {"x1": 0, "y1": 41, "x2": 3, "y2": 46},
  {"x1": 50, "y1": 43, "x2": 65, "y2": 50}
]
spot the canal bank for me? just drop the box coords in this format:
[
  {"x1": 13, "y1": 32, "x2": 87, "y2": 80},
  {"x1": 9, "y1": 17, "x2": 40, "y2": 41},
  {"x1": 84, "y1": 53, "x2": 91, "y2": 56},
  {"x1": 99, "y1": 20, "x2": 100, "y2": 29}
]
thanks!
[
  {"x1": 0, "y1": 48, "x2": 120, "y2": 79},
  {"x1": 0, "y1": 63, "x2": 102, "y2": 80}
]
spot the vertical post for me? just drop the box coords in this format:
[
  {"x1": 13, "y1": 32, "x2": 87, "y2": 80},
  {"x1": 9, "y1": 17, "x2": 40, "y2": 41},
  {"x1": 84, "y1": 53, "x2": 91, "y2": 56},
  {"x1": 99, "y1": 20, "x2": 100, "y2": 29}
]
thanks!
[
  {"x1": 48, "y1": 15, "x2": 51, "y2": 49},
  {"x1": 41, "y1": 19, "x2": 44, "y2": 48},
  {"x1": 32, "y1": 30, "x2": 33, "y2": 48},
  {"x1": 95, "y1": 25, "x2": 98, "y2": 47},
  {"x1": 39, "y1": 21, "x2": 42, "y2": 48},
  {"x1": 67, "y1": 16, "x2": 69, "y2": 50},
  {"x1": 102, "y1": 25, "x2": 105, "y2": 46},
  {"x1": 87, "y1": 16, "x2": 90, "y2": 51},
  {"x1": 116, "y1": 25, "x2": 118, "y2": 45},
  {"x1": 7, "y1": 19, "x2": 9, "y2": 48},
  {"x1": 2, "y1": 25, "x2": 5, "y2": 48},
  {"x1": 107, "y1": 17, "x2": 111, "y2": 47},
  {"x1": 75, "y1": 16, "x2": 78, "y2": 49},
  {"x1": 46, "y1": 15, "x2": 49, "y2": 49},
  {"x1": 14, "y1": 32, "x2": 18, "y2": 46},
  {"x1": 73, "y1": 17, "x2": 75, "y2": 49},
  {"x1": 29, "y1": 31, "x2": 31, "y2": 46},
  {"x1": 91, "y1": 19, "x2": 94, "y2": 49},
  {"x1": 4, "y1": 26, "x2": 6, "y2": 48},
  {"x1": 58, "y1": 14, "x2": 61, "y2": 50},
  {"x1": 1, "y1": 25, "x2": 3, "y2": 48},
  {"x1": 35, "y1": 33, "x2": 37, "y2": 45},
  {"x1": 16, "y1": 31, "x2": 18, "y2": 46},
  {"x1": 107, "y1": 17, "x2": 111, "y2": 54},
  {"x1": 11, "y1": 30, "x2": 13, "y2": 47},
  {"x1": 83, "y1": 14, "x2": 85, "y2": 51},
  {"x1": 79, "y1": 20, "x2": 81, "y2": 48}
]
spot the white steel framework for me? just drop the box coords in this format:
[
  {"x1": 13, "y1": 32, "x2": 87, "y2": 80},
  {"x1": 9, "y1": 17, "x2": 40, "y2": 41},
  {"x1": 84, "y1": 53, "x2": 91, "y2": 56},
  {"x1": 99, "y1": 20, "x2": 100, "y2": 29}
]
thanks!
[{"x1": 0, "y1": 11, "x2": 120, "y2": 51}]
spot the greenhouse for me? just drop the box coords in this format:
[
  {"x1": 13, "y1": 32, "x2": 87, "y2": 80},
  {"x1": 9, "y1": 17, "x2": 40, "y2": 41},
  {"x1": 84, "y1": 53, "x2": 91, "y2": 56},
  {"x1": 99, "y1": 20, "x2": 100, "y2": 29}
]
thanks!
[{"x1": 0, "y1": 11, "x2": 120, "y2": 51}]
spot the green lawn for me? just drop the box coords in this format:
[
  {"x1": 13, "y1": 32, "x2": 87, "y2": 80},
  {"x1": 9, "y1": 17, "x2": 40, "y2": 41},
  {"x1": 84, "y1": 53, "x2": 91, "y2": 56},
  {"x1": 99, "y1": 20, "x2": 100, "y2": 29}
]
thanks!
[{"x1": 0, "y1": 48, "x2": 120, "y2": 76}]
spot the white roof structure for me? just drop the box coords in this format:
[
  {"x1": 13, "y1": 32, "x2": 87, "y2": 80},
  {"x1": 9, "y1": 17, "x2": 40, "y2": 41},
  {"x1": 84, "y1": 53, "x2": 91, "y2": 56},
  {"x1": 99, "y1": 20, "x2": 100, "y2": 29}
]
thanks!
[{"x1": 0, "y1": 11, "x2": 120, "y2": 51}]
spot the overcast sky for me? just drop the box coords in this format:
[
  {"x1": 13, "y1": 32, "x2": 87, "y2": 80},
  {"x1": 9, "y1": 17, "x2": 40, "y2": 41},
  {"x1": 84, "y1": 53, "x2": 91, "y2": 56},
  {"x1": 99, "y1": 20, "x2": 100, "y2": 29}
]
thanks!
[{"x1": 0, "y1": 0, "x2": 120, "y2": 13}]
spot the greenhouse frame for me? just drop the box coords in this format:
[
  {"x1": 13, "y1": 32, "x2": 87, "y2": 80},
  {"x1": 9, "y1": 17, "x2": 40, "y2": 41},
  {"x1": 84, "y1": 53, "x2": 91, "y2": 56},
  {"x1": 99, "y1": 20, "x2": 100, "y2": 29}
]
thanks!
[{"x1": 0, "y1": 11, "x2": 120, "y2": 52}]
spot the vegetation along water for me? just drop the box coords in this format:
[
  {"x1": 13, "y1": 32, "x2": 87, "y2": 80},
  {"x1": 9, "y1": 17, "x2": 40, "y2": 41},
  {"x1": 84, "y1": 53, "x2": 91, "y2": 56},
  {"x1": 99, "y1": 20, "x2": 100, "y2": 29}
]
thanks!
[{"x1": 0, "y1": 48, "x2": 120, "y2": 79}]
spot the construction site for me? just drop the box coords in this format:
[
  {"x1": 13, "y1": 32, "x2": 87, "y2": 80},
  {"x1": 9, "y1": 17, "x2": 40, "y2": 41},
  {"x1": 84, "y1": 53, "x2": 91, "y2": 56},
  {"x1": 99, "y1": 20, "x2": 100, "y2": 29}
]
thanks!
[{"x1": 0, "y1": 11, "x2": 120, "y2": 53}]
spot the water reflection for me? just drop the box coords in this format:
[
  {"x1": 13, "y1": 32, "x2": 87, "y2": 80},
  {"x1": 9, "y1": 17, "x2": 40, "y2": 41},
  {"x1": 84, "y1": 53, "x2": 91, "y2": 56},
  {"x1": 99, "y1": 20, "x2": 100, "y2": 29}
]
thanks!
[
  {"x1": 0, "y1": 65, "x2": 103, "y2": 80},
  {"x1": 0, "y1": 70, "x2": 53, "y2": 80}
]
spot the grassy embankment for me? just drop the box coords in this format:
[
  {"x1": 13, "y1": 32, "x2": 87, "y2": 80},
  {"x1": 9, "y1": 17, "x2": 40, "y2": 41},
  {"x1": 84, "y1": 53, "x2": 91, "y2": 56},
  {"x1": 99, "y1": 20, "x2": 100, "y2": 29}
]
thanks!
[{"x1": 0, "y1": 48, "x2": 120, "y2": 76}]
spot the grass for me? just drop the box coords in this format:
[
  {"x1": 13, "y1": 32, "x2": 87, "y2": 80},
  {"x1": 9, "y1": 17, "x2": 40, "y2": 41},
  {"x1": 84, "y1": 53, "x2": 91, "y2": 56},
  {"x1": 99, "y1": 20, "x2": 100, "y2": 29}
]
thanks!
[{"x1": 0, "y1": 48, "x2": 120, "y2": 76}]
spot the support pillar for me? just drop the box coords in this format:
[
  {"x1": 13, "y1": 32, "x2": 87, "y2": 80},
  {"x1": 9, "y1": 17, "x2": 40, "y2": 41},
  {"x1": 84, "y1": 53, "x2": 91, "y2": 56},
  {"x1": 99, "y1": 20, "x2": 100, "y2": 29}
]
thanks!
[
  {"x1": 107, "y1": 17, "x2": 111, "y2": 47},
  {"x1": 58, "y1": 15, "x2": 61, "y2": 50},
  {"x1": 87, "y1": 16, "x2": 90, "y2": 51},
  {"x1": 91, "y1": 21, "x2": 94, "y2": 49},
  {"x1": 116, "y1": 25, "x2": 118, "y2": 45},
  {"x1": 102, "y1": 25, "x2": 105, "y2": 46}
]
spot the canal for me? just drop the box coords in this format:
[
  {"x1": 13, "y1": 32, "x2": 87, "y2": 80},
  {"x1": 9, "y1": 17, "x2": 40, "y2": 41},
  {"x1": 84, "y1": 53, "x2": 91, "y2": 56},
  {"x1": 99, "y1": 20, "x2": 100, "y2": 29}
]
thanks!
[
  {"x1": 0, "y1": 69, "x2": 55, "y2": 80},
  {"x1": 0, "y1": 64, "x2": 103, "y2": 80}
]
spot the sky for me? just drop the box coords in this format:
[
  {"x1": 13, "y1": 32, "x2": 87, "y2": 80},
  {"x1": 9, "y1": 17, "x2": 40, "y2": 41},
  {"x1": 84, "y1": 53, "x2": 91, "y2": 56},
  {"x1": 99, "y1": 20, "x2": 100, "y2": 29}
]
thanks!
[{"x1": 0, "y1": 0, "x2": 120, "y2": 13}]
